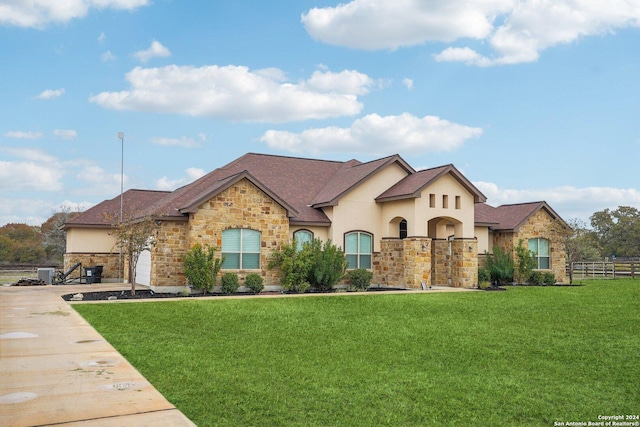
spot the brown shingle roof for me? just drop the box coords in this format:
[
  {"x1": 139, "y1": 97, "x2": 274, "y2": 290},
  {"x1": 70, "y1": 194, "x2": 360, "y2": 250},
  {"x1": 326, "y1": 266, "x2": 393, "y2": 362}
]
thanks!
[
  {"x1": 475, "y1": 201, "x2": 566, "y2": 231},
  {"x1": 376, "y1": 164, "x2": 487, "y2": 203},
  {"x1": 311, "y1": 155, "x2": 414, "y2": 207},
  {"x1": 63, "y1": 189, "x2": 170, "y2": 228}
]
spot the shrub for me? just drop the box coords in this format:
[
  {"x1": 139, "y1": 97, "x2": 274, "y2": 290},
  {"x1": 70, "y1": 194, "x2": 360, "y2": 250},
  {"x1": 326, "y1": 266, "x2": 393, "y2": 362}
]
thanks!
[
  {"x1": 221, "y1": 273, "x2": 240, "y2": 294},
  {"x1": 307, "y1": 239, "x2": 347, "y2": 291},
  {"x1": 346, "y1": 269, "x2": 373, "y2": 291},
  {"x1": 183, "y1": 244, "x2": 224, "y2": 294},
  {"x1": 485, "y1": 247, "x2": 514, "y2": 285},
  {"x1": 529, "y1": 270, "x2": 544, "y2": 285},
  {"x1": 269, "y1": 238, "x2": 346, "y2": 293},
  {"x1": 514, "y1": 239, "x2": 537, "y2": 285},
  {"x1": 245, "y1": 273, "x2": 264, "y2": 294},
  {"x1": 543, "y1": 272, "x2": 556, "y2": 286},
  {"x1": 268, "y1": 242, "x2": 313, "y2": 293},
  {"x1": 478, "y1": 267, "x2": 491, "y2": 283}
]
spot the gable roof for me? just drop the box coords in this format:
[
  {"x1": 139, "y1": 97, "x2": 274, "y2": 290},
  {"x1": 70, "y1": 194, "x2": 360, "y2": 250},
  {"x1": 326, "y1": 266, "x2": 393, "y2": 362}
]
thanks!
[
  {"x1": 311, "y1": 155, "x2": 414, "y2": 207},
  {"x1": 63, "y1": 189, "x2": 170, "y2": 228},
  {"x1": 144, "y1": 153, "x2": 349, "y2": 224},
  {"x1": 376, "y1": 164, "x2": 487, "y2": 203},
  {"x1": 475, "y1": 201, "x2": 567, "y2": 231}
]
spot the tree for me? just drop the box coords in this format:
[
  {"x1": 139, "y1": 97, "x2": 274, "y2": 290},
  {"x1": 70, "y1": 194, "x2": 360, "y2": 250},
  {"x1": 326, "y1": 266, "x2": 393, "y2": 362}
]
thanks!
[
  {"x1": 0, "y1": 223, "x2": 44, "y2": 264},
  {"x1": 41, "y1": 207, "x2": 80, "y2": 264},
  {"x1": 590, "y1": 206, "x2": 640, "y2": 258},
  {"x1": 110, "y1": 215, "x2": 159, "y2": 295},
  {"x1": 555, "y1": 218, "x2": 600, "y2": 284}
]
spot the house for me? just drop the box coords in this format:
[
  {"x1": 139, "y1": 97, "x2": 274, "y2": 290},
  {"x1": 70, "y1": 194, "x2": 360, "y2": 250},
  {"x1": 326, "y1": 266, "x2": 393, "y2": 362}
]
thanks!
[{"x1": 63, "y1": 153, "x2": 568, "y2": 291}]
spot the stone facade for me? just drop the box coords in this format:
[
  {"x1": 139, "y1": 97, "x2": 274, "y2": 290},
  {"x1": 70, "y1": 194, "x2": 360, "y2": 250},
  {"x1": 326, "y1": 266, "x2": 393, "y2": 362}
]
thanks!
[
  {"x1": 431, "y1": 239, "x2": 450, "y2": 286},
  {"x1": 149, "y1": 179, "x2": 291, "y2": 291},
  {"x1": 492, "y1": 210, "x2": 567, "y2": 283},
  {"x1": 450, "y1": 239, "x2": 478, "y2": 288},
  {"x1": 63, "y1": 253, "x2": 120, "y2": 282},
  {"x1": 151, "y1": 220, "x2": 189, "y2": 289}
]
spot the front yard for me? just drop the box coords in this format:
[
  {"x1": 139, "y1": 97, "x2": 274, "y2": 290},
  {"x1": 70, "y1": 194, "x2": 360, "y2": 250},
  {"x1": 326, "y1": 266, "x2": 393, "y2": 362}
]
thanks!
[{"x1": 73, "y1": 280, "x2": 639, "y2": 426}]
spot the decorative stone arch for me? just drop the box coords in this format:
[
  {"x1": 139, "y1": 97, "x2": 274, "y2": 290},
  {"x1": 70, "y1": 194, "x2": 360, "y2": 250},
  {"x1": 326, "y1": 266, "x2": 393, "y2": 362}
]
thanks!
[{"x1": 427, "y1": 216, "x2": 464, "y2": 239}]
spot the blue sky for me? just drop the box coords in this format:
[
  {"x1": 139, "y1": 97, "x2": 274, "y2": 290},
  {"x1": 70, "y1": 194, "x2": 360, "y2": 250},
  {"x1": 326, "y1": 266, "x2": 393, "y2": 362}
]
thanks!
[{"x1": 1, "y1": 0, "x2": 639, "y2": 226}]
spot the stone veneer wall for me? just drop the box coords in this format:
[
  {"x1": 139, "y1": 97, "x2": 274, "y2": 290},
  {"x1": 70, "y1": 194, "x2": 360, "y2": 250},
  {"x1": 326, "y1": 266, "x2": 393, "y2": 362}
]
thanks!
[
  {"x1": 63, "y1": 253, "x2": 120, "y2": 281},
  {"x1": 374, "y1": 238, "x2": 431, "y2": 288},
  {"x1": 450, "y1": 239, "x2": 478, "y2": 288},
  {"x1": 513, "y1": 210, "x2": 566, "y2": 283},
  {"x1": 374, "y1": 239, "x2": 405, "y2": 286},
  {"x1": 403, "y1": 238, "x2": 431, "y2": 288},
  {"x1": 184, "y1": 179, "x2": 290, "y2": 288},
  {"x1": 491, "y1": 211, "x2": 566, "y2": 283},
  {"x1": 151, "y1": 220, "x2": 189, "y2": 289},
  {"x1": 431, "y1": 239, "x2": 450, "y2": 286}
]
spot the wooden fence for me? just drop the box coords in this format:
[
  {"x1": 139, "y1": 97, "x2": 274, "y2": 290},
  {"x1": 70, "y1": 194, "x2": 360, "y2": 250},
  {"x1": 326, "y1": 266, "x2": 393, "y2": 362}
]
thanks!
[{"x1": 569, "y1": 262, "x2": 638, "y2": 279}]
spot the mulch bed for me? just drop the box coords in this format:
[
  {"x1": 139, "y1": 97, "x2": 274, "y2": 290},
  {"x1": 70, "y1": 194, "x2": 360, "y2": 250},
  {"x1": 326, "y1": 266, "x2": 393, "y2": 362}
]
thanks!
[{"x1": 61, "y1": 287, "x2": 408, "y2": 301}]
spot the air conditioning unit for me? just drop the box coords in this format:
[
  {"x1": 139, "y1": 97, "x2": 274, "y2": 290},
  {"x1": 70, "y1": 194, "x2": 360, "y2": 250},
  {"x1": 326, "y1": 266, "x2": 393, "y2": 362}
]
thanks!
[{"x1": 37, "y1": 268, "x2": 55, "y2": 285}]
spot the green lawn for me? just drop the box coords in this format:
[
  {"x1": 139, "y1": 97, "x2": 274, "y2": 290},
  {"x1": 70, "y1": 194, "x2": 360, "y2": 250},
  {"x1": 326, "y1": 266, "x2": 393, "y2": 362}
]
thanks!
[{"x1": 73, "y1": 280, "x2": 639, "y2": 426}]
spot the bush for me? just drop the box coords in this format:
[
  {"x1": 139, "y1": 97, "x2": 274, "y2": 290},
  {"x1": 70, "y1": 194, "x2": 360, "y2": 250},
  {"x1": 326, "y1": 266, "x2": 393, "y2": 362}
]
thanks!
[
  {"x1": 307, "y1": 239, "x2": 347, "y2": 291},
  {"x1": 183, "y1": 244, "x2": 224, "y2": 294},
  {"x1": 514, "y1": 239, "x2": 537, "y2": 285},
  {"x1": 221, "y1": 273, "x2": 240, "y2": 294},
  {"x1": 245, "y1": 273, "x2": 264, "y2": 294},
  {"x1": 269, "y1": 238, "x2": 347, "y2": 293},
  {"x1": 485, "y1": 247, "x2": 514, "y2": 285},
  {"x1": 543, "y1": 272, "x2": 556, "y2": 286},
  {"x1": 478, "y1": 267, "x2": 491, "y2": 283},
  {"x1": 346, "y1": 269, "x2": 373, "y2": 291},
  {"x1": 529, "y1": 270, "x2": 544, "y2": 285}
]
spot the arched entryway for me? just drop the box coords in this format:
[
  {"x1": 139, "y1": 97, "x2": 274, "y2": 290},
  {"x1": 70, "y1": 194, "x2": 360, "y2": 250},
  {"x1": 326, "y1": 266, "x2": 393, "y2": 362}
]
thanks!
[{"x1": 427, "y1": 216, "x2": 462, "y2": 287}]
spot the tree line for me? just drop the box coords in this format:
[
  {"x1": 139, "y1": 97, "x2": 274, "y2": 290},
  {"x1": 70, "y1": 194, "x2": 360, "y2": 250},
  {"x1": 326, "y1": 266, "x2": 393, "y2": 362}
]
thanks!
[
  {"x1": 0, "y1": 209, "x2": 78, "y2": 266},
  {"x1": 0, "y1": 205, "x2": 638, "y2": 267}
]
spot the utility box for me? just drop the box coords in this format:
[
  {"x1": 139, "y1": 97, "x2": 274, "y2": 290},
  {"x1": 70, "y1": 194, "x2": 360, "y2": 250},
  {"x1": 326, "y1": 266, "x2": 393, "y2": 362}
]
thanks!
[{"x1": 37, "y1": 268, "x2": 55, "y2": 285}]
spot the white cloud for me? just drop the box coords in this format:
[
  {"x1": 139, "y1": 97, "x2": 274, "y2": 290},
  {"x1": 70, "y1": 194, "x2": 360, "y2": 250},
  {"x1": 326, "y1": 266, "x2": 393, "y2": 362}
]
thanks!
[
  {"x1": 34, "y1": 88, "x2": 65, "y2": 99},
  {"x1": 155, "y1": 167, "x2": 206, "y2": 191},
  {"x1": 98, "y1": 32, "x2": 106, "y2": 43},
  {"x1": 133, "y1": 40, "x2": 171, "y2": 63},
  {"x1": 75, "y1": 165, "x2": 125, "y2": 195},
  {"x1": 101, "y1": 50, "x2": 116, "y2": 62},
  {"x1": 0, "y1": 148, "x2": 63, "y2": 193},
  {"x1": 259, "y1": 113, "x2": 483, "y2": 155},
  {"x1": 89, "y1": 65, "x2": 370, "y2": 122},
  {"x1": 53, "y1": 129, "x2": 77, "y2": 140},
  {"x1": 302, "y1": 0, "x2": 640, "y2": 66},
  {"x1": 3, "y1": 131, "x2": 43, "y2": 140},
  {"x1": 0, "y1": 0, "x2": 150, "y2": 29},
  {"x1": 402, "y1": 78, "x2": 414, "y2": 90},
  {"x1": 150, "y1": 136, "x2": 200, "y2": 148},
  {"x1": 475, "y1": 181, "x2": 640, "y2": 222}
]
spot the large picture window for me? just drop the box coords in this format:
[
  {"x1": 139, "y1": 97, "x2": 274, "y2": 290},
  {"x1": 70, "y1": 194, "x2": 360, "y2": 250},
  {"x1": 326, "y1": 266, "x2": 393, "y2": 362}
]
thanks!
[
  {"x1": 293, "y1": 230, "x2": 313, "y2": 251},
  {"x1": 345, "y1": 231, "x2": 372, "y2": 269},
  {"x1": 528, "y1": 238, "x2": 550, "y2": 269},
  {"x1": 222, "y1": 229, "x2": 261, "y2": 269}
]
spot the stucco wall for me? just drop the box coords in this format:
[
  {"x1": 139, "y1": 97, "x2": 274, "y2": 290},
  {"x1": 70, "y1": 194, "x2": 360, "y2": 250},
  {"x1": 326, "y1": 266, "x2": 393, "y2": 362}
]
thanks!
[
  {"x1": 65, "y1": 228, "x2": 116, "y2": 252},
  {"x1": 329, "y1": 163, "x2": 409, "y2": 251}
]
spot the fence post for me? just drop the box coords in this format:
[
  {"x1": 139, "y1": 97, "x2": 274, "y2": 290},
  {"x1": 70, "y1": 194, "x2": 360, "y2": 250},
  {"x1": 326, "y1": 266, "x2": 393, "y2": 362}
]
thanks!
[{"x1": 632, "y1": 263, "x2": 636, "y2": 279}]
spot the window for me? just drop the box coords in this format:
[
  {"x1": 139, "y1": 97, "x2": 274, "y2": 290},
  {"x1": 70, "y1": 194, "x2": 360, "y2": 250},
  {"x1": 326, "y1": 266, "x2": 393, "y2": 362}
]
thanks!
[
  {"x1": 345, "y1": 232, "x2": 372, "y2": 269},
  {"x1": 399, "y1": 220, "x2": 407, "y2": 239},
  {"x1": 429, "y1": 194, "x2": 436, "y2": 208},
  {"x1": 293, "y1": 230, "x2": 313, "y2": 251},
  {"x1": 455, "y1": 196, "x2": 461, "y2": 209},
  {"x1": 528, "y1": 238, "x2": 550, "y2": 269},
  {"x1": 442, "y1": 195, "x2": 449, "y2": 209},
  {"x1": 222, "y1": 229, "x2": 261, "y2": 269}
]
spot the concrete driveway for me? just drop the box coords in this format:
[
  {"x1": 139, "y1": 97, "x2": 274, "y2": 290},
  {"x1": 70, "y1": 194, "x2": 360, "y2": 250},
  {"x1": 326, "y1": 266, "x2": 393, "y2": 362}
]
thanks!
[{"x1": 0, "y1": 283, "x2": 196, "y2": 427}]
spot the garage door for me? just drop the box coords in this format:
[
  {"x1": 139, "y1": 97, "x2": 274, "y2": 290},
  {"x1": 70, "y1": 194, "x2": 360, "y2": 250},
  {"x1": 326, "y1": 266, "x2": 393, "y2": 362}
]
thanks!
[{"x1": 135, "y1": 249, "x2": 151, "y2": 286}]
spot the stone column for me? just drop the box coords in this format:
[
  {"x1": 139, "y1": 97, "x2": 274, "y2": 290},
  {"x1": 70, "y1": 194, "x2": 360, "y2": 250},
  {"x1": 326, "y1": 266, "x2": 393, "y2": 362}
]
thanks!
[
  {"x1": 451, "y1": 238, "x2": 478, "y2": 288},
  {"x1": 402, "y1": 237, "x2": 431, "y2": 289},
  {"x1": 431, "y1": 239, "x2": 450, "y2": 286}
]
